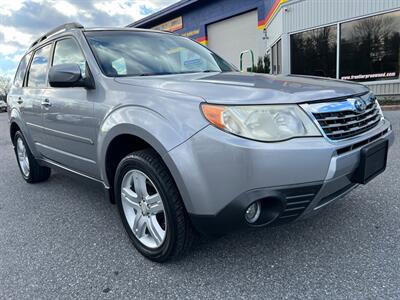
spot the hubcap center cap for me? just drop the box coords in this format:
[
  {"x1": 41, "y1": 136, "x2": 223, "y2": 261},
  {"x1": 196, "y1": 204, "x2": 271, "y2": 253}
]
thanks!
[{"x1": 140, "y1": 201, "x2": 149, "y2": 215}]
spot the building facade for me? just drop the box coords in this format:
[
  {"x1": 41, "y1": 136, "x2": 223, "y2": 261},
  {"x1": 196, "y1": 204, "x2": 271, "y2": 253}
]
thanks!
[{"x1": 129, "y1": 0, "x2": 400, "y2": 98}]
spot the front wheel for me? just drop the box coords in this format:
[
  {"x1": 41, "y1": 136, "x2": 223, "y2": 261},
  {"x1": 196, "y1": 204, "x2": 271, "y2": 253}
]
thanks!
[{"x1": 114, "y1": 149, "x2": 193, "y2": 262}]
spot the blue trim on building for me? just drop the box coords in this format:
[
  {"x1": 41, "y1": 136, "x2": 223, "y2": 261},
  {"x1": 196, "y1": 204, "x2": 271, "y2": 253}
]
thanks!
[
  {"x1": 128, "y1": 0, "x2": 278, "y2": 43},
  {"x1": 127, "y1": 0, "x2": 200, "y2": 28}
]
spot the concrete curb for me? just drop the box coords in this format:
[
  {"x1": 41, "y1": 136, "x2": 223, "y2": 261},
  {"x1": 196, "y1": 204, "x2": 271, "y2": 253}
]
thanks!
[{"x1": 382, "y1": 105, "x2": 400, "y2": 111}]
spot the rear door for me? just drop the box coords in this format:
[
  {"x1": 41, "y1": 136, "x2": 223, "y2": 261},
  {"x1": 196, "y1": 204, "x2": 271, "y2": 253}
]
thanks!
[
  {"x1": 23, "y1": 44, "x2": 52, "y2": 146},
  {"x1": 40, "y1": 37, "x2": 98, "y2": 178},
  {"x1": 8, "y1": 52, "x2": 32, "y2": 120}
]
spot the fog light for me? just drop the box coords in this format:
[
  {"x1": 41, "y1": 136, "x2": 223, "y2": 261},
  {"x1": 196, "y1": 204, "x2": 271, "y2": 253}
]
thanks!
[{"x1": 245, "y1": 201, "x2": 261, "y2": 224}]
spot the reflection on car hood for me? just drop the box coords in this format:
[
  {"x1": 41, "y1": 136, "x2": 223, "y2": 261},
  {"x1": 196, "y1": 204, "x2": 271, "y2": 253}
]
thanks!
[{"x1": 115, "y1": 72, "x2": 369, "y2": 105}]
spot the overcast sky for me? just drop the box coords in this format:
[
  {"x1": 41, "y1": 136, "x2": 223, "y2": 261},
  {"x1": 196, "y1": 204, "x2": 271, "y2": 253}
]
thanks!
[{"x1": 0, "y1": 0, "x2": 177, "y2": 79}]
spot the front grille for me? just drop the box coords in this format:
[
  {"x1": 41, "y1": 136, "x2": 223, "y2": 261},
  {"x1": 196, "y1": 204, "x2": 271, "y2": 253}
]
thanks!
[
  {"x1": 336, "y1": 128, "x2": 389, "y2": 155},
  {"x1": 313, "y1": 99, "x2": 381, "y2": 140}
]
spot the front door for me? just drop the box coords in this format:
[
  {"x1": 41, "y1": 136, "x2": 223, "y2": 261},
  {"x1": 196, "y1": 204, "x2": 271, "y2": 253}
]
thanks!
[{"x1": 39, "y1": 38, "x2": 98, "y2": 178}]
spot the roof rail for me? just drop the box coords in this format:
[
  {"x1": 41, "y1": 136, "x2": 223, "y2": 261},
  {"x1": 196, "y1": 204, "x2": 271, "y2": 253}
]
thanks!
[{"x1": 29, "y1": 22, "x2": 84, "y2": 49}]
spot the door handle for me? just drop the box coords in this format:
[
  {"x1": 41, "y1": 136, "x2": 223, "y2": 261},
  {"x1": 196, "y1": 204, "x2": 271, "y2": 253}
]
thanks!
[
  {"x1": 17, "y1": 97, "x2": 23, "y2": 104},
  {"x1": 41, "y1": 98, "x2": 52, "y2": 107}
]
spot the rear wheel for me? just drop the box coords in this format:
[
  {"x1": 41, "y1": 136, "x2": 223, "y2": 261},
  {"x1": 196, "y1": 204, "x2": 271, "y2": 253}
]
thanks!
[
  {"x1": 13, "y1": 131, "x2": 51, "y2": 183},
  {"x1": 114, "y1": 149, "x2": 193, "y2": 262}
]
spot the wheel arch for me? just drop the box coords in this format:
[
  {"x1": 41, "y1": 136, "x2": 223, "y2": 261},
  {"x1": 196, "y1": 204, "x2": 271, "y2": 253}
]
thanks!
[
  {"x1": 98, "y1": 106, "x2": 197, "y2": 208},
  {"x1": 9, "y1": 108, "x2": 24, "y2": 142},
  {"x1": 103, "y1": 131, "x2": 163, "y2": 191},
  {"x1": 9, "y1": 121, "x2": 21, "y2": 143},
  {"x1": 101, "y1": 128, "x2": 192, "y2": 209},
  {"x1": 8, "y1": 109, "x2": 37, "y2": 156}
]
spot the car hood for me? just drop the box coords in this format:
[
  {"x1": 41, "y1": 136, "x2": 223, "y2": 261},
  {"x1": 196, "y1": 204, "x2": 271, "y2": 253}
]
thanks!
[{"x1": 115, "y1": 72, "x2": 369, "y2": 105}]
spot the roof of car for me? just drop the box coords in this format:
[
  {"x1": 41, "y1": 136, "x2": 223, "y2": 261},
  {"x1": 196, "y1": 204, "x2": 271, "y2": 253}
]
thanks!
[{"x1": 84, "y1": 27, "x2": 169, "y2": 33}]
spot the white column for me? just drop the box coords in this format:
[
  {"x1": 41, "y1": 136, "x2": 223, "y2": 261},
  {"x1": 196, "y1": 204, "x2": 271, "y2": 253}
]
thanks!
[{"x1": 281, "y1": 33, "x2": 291, "y2": 75}]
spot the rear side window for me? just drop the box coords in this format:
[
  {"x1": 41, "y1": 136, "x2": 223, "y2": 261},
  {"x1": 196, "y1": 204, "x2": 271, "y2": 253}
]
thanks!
[
  {"x1": 53, "y1": 38, "x2": 86, "y2": 76},
  {"x1": 27, "y1": 44, "x2": 51, "y2": 88},
  {"x1": 14, "y1": 53, "x2": 32, "y2": 87}
]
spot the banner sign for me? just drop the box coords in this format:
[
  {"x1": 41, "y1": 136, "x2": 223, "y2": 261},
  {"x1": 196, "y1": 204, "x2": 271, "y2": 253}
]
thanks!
[
  {"x1": 341, "y1": 72, "x2": 398, "y2": 81},
  {"x1": 152, "y1": 16, "x2": 183, "y2": 32}
]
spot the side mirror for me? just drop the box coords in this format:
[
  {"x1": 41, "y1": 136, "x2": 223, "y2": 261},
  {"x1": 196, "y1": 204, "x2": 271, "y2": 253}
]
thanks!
[{"x1": 49, "y1": 63, "x2": 94, "y2": 89}]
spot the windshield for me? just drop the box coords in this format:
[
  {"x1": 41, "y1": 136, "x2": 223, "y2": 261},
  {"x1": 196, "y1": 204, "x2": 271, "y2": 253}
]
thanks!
[{"x1": 84, "y1": 31, "x2": 235, "y2": 77}]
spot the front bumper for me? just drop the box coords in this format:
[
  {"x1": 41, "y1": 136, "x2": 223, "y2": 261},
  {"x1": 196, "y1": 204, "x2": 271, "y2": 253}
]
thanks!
[{"x1": 164, "y1": 119, "x2": 394, "y2": 235}]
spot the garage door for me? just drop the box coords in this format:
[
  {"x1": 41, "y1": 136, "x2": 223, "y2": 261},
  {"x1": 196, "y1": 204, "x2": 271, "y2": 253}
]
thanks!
[{"x1": 207, "y1": 10, "x2": 259, "y2": 70}]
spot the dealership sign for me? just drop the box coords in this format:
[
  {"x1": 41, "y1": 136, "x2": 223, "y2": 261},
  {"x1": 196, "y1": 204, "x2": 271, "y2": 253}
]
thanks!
[
  {"x1": 341, "y1": 72, "x2": 398, "y2": 81},
  {"x1": 152, "y1": 16, "x2": 183, "y2": 32}
]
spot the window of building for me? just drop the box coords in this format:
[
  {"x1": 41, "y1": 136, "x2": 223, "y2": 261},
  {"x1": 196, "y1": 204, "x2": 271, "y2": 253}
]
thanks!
[
  {"x1": 291, "y1": 25, "x2": 337, "y2": 78},
  {"x1": 271, "y1": 39, "x2": 282, "y2": 74},
  {"x1": 53, "y1": 38, "x2": 86, "y2": 77},
  {"x1": 14, "y1": 53, "x2": 32, "y2": 87},
  {"x1": 340, "y1": 10, "x2": 400, "y2": 82},
  {"x1": 27, "y1": 44, "x2": 51, "y2": 88}
]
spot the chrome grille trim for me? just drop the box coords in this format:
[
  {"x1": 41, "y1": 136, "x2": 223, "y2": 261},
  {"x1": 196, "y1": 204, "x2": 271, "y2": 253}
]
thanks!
[
  {"x1": 314, "y1": 103, "x2": 377, "y2": 122},
  {"x1": 319, "y1": 110, "x2": 378, "y2": 129},
  {"x1": 302, "y1": 93, "x2": 382, "y2": 141}
]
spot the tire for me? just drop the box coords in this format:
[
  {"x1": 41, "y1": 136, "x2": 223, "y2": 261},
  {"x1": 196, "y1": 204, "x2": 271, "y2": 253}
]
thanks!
[
  {"x1": 13, "y1": 131, "x2": 51, "y2": 183},
  {"x1": 114, "y1": 149, "x2": 193, "y2": 262}
]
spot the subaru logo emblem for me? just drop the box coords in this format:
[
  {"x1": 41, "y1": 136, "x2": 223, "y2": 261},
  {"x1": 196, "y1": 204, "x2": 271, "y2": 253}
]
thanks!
[{"x1": 354, "y1": 98, "x2": 367, "y2": 113}]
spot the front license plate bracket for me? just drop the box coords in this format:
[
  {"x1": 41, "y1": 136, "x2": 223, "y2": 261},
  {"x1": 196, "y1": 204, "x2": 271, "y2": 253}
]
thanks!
[{"x1": 352, "y1": 139, "x2": 388, "y2": 185}]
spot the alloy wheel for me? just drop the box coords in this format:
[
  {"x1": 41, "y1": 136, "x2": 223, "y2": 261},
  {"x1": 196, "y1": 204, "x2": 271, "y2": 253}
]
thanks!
[
  {"x1": 16, "y1": 137, "x2": 30, "y2": 177},
  {"x1": 121, "y1": 169, "x2": 166, "y2": 249}
]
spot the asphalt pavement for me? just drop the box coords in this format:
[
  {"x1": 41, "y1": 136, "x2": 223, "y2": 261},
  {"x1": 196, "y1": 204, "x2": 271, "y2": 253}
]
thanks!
[{"x1": 0, "y1": 111, "x2": 399, "y2": 299}]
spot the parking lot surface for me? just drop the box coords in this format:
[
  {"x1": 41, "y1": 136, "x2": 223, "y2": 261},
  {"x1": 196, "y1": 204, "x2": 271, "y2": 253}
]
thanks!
[{"x1": 0, "y1": 111, "x2": 399, "y2": 299}]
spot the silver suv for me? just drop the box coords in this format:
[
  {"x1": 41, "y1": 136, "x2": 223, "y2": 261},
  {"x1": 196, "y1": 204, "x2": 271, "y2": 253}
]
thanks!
[{"x1": 8, "y1": 23, "x2": 394, "y2": 261}]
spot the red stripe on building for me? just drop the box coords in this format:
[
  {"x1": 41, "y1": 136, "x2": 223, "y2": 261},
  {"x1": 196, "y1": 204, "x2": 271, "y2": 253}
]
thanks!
[{"x1": 196, "y1": 36, "x2": 207, "y2": 43}]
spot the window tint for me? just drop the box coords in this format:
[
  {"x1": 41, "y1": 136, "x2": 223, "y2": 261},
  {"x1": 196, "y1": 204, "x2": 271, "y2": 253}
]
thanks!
[
  {"x1": 291, "y1": 25, "x2": 337, "y2": 78},
  {"x1": 14, "y1": 53, "x2": 32, "y2": 87},
  {"x1": 340, "y1": 11, "x2": 400, "y2": 82},
  {"x1": 53, "y1": 38, "x2": 86, "y2": 76},
  {"x1": 85, "y1": 31, "x2": 234, "y2": 77},
  {"x1": 28, "y1": 45, "x2": 51, "y2": 88}
]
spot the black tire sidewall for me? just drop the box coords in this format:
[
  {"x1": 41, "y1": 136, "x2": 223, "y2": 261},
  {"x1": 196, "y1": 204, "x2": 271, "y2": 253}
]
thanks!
[{"x1": 114, "y1": 154, "x2": 177, "y2": 261}]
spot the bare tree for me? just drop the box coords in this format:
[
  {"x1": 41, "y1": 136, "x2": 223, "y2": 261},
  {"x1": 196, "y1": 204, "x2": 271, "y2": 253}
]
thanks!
[
  {"x1": 351, "y1": 13, "x2": 398, "y2": 65},
  {"x1": 0, "y1": 76, "x2": 11, "y2": 102}
]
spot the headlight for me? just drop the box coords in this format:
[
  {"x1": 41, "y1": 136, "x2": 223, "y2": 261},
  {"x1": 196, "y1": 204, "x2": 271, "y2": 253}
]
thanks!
[{"x1": 201, "y1": 104, "x2": 321, "y2": 142}]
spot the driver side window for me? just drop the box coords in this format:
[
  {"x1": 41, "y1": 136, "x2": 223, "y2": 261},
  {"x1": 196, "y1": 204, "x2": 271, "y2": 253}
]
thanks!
[
  {"x1": 53, "y1": 38, "x2": 86, "y2": 77},
  {"x1": 27, "y1": 44, "x2": 51, "y2": 88}
]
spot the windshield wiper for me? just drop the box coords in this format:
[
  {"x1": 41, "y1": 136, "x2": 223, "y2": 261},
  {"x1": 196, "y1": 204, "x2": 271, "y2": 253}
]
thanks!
[
  {"x1": 135, "y1": 70, "x2": 221, "y2": 76},
  {"x1": 137, "y1": 72, "x2": 174, "y2": 76},
  {"x1": 177, "y1": 70, "x2": 221, "y2": 74}
]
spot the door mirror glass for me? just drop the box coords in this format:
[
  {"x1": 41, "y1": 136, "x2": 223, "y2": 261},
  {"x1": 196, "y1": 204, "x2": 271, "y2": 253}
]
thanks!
[{"x1": 48, "y1": 63, "x2": 94, "y2": 89}]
